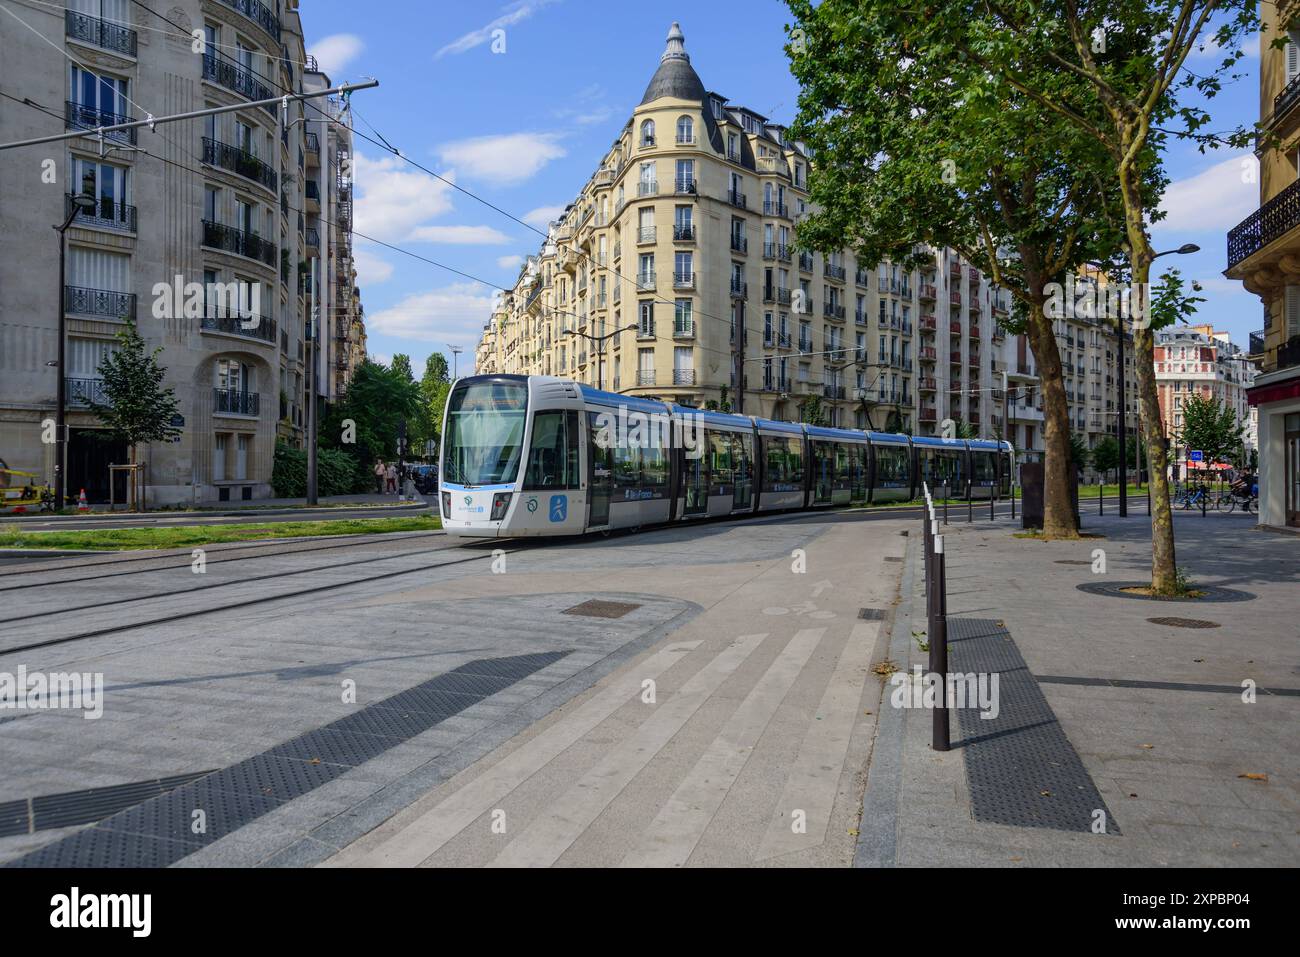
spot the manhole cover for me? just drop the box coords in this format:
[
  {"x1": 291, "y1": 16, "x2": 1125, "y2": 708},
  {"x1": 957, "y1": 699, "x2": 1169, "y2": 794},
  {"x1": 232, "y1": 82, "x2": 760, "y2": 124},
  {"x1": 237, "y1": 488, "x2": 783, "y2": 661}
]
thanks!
[
  {"x1": 1147, "y1": 617, "x2": 1221, "y2": 629},
  {"x1": 858, "y1": 608, "x2": 886, "y2": 620},
  {"x1": 1055, "y1": 560, "x2": 1091, "y2": 566},
  {"x1": 562, "y1": 599, "x2": 641, "y2": 619}
]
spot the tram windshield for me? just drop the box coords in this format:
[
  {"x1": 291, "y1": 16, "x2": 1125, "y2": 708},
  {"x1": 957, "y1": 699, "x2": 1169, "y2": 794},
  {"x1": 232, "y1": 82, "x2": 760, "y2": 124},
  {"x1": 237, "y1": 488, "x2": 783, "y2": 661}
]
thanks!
[{"x1": 443, "y1": 379, "x2": 528, "y2": 487}]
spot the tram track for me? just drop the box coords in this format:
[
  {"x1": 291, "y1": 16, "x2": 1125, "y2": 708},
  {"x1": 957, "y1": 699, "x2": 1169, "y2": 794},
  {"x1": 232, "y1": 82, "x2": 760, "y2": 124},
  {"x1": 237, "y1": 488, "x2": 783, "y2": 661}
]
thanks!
[
  {"x1": 0, "y1": 529, "x2": 448, "y2": 591},
  {"x1": 0, "y1": 542, "x2": 521, "y2": 658}
]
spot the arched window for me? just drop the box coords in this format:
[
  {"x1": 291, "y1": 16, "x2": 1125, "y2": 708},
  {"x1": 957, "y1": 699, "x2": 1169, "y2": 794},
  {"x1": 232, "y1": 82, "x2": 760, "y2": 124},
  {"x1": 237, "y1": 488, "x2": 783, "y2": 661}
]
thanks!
[
  {"x1": 676, "y1": 115, "x2": 694, "y2": 144},
  {"x1": 640, "y1": 119, "x2": 655, "y2": 147}
]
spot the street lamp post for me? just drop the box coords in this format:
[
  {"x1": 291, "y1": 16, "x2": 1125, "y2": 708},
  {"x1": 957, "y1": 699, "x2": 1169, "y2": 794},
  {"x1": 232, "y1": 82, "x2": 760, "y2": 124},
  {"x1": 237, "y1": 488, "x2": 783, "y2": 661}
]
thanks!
[
  {"x1": 569, "y1": 324, "x2": 637, "y2": 391},
  {"x1": 1117, "y1": 243, "x2": 1198, "y2": 516},
  {"x1": 448, "y1": 344, "x2": 463, "y2": 380},
  {"x1": 53, "y1": 192, "x2": 97, "y2": 509}
]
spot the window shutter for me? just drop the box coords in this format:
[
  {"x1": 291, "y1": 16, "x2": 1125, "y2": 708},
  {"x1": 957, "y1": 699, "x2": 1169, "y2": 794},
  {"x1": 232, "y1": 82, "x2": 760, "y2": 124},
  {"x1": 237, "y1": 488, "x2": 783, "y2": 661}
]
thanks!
[
  {"x1": 1289, "y1": 34, "x2": 1300, "y2": 81},
  {"x1": 1287, "y1": 284, "x2": 1300, "y2": 337}
]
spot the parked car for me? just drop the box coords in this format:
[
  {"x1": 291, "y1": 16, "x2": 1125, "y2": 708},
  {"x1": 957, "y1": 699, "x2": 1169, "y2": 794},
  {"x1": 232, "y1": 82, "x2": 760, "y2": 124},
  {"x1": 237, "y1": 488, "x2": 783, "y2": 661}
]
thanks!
[{"x1": 410, "y1": 464, "x2": 439, "y2": 495}]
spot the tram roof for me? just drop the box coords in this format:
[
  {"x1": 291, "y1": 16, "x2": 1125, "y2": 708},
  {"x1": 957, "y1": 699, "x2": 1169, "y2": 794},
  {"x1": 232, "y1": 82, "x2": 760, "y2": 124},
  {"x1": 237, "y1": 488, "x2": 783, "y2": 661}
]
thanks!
[
  {"x1": 866, "y1": 431, "x2": 912, "y2": 446},
  {"x1": 912, "y1": 435, "x2": 969, "y2": 449},
  {"x1": 576, "y1": 384, "x2": 669, "y2": 415}
]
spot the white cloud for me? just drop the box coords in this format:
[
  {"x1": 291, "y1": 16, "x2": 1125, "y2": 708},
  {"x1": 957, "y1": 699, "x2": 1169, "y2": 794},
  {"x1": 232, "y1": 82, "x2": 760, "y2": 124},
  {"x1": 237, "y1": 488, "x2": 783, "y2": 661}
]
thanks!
[
  {"x1": 497, "y1": 254, "x2": 524, "y2": 270},
  {"x1": 353, "y1": 151, "x2": 455, "y2": 244},
  {"x1": 369, "y1": 351, "x2": 393, "y2": 368},
  {"x1": 308, "y1": 34, "x2": 365, "y2": 75},
  {"x1": 1154, "y1": 153, "x2": 1257, "y2": 235},
  {"x1": 438, "y1": 133, "x2": 566, "y2": 186},
  {"x1": 367, "y1": 282, "x2": 499, "y2": 344},
  {"x1": 522, "y1": 204, "x2": 566, "y2": 229},
  {"x1": 353, "y1": 246, "x2": 394, "y2": 286},
  {"x1": 434, "y1": 0, "x2": 561, "y2": 59},
  {"x1": 408, "y1": 224, "x2": 512, "y2": 244}
]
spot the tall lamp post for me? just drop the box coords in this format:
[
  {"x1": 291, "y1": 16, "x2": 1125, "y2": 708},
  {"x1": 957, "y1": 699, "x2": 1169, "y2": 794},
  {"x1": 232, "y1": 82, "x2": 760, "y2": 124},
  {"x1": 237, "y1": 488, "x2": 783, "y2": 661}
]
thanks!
[
  {"x1": 53, "y1": 191, "x2": 98, "y2": 508},
  {"x1": 568, "y1": 323, "x2": 637, "y2": 391},
  {"x1": 1116, "y1": 242, "x2": 1199, "y2": 516},
  {"x1": 448, "y1": 344, "x2": 463, "y2": 380}
]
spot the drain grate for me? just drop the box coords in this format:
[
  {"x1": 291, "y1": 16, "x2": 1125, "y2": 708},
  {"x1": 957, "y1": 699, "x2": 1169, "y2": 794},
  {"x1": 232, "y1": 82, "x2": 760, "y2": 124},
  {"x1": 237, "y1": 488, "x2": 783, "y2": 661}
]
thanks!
[
  {"x1": 7, "y1": 650, "x2": 571, "y2": 868},
  {"x1": 562, "y1": 599, "x2": 641, "y2": 619},
  {"x1": 858, "y1": 608, "x2": 887, "y2": 620},
  {"x1": 1054, "y1": 560, "x2": 1092, "y2": 566},
  {"x1": 0, "y1": 771, "x2": 213, "y2": 839},
  {"x1": 884, "y1": 556, "x2": 903, "y2": 563},
  {"x1": 1147, "y1": 616, "x2": 1221, "y2": 629}
]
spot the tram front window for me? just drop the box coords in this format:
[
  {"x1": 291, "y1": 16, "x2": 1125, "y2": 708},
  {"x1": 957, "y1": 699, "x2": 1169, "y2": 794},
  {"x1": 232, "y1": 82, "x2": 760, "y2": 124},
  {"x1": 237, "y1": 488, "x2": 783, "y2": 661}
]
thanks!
[{"x1": 443, "y1": 380, "x2": 528, "y2": 487}]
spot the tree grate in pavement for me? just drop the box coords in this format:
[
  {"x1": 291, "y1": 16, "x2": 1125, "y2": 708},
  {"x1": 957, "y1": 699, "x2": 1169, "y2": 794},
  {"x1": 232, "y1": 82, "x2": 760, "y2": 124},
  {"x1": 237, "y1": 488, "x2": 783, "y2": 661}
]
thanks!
[
  {"x1": 4, "y1": 650, "x2": 571, "y2": 867},
  {"x1": 562, "y1": 599, "x2": 642, "y2": 619},
  {"x1": 947, "y1": 618, "x2": 1120, "y2": 835},
  {"x1": 1037, "y1": 675, "x2": 1300, "y2": 697},
  {"x1": 858, "y1": 608, "x2": 887, "y2": 620},
  {"x1": 0, "y1": 771, "x2": 213, "y2": 838}
]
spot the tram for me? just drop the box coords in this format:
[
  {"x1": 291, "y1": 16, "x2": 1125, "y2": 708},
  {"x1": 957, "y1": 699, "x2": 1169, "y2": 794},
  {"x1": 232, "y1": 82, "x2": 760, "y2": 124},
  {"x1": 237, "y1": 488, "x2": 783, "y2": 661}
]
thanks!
[{"x1": 438, "y1": 375, "x2": 1013, "y2": 537}]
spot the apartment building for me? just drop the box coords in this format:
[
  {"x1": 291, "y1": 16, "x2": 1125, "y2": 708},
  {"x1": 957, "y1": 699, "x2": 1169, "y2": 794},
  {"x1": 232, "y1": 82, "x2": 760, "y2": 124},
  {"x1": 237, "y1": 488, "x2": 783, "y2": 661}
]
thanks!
[
  {"x1": 475, "y1": 23, "x2": 996, "y2": 439},
  {"x1": 1154, "y1": 326, "x2": 1258, "y2": 477},
  {"x1": 1223, "y1": 6, "x2": 1300, "y2": 527},
  {"x1": 0, "y1": 0, "x2": 365, "y2": 505}
]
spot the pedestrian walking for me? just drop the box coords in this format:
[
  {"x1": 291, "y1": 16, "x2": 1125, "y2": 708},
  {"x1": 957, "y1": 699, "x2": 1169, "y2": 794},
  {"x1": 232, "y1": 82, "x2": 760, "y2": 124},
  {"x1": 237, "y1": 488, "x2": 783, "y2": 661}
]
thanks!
[
  {"x1": 373, "y1": 458, "x2": 386, "y2": 495},
  {"x1": 386, "y1": 461, "x2": 398, "y2": 495}
]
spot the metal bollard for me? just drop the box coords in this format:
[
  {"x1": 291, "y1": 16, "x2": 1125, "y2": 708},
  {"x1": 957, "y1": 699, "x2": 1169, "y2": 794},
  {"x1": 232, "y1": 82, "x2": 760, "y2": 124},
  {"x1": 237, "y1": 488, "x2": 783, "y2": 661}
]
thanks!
[
  {"x1": 1201, "y1": 488, "x2": 1207, "y2": 518},
  {"x1": 943, "y1": 485, "x2": 949, "y2": 525},
  {"x1": 1099, "y1": 483, "x2": 1104, "y2": 516},
  {"x1": 1010, "y1": 483, "x2": 1016, "y2": 520},
  {"x1": 991, "y1": 490, "x2": 996, "y2": 521},
  {"x1": 967, "y1": 485, "x2": 973, "y2": 523},
  {"x1": 930, "y1": 534, "x2": 950, "y2": 752}
]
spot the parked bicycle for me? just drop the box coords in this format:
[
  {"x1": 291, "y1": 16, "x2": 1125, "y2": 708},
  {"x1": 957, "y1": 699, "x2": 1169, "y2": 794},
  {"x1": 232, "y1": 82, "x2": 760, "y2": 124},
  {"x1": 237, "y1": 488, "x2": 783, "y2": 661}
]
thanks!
[{"x1": 1176, "y1": 483, "x2": 1212, "y2": 510}]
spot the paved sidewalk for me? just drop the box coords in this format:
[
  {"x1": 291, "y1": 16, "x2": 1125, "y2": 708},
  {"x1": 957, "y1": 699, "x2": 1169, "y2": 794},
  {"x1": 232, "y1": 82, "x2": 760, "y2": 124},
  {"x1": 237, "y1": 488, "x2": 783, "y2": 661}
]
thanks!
[
  {"x1": 2, "y1": 493, "x2": 425, "y2": 522},
  {"x1": 859, "y1": 509, "x2": 1299, "y2": 867}
]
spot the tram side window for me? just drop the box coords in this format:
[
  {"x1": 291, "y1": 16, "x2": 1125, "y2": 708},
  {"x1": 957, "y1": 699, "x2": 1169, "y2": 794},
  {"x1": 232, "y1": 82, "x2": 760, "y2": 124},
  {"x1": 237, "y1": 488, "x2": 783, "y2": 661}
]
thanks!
[
  {"x1": 709, "y1": 430, "x2": 734, "y2": 492},
  {"x1": 875, "y1": 445, "x2": 910, "y2": 487},
  {"x1": 642, "y1": 424, "x2": 668, "y2": 489},
  {"x1": 613, "y1": 439, "x2": 641, "y2": 491},
  {"x1": 765, "y1": 436, "x2": 803, "y2": 490},
  {"x1": 834, "y1": 444, "x2": 853, "y2": 488},
  {"x1": 936, "y1": 450, "x2": 964, "y2": 486},
  {"x1": 972, "y1": 451, "x2": 997, "y2": 485},
  {"x1": 787, "y1": 437, "x2": 805, "y2": 485},
  {"x1": 523, "y1": 411, "x2": 580, "y2": 490}
]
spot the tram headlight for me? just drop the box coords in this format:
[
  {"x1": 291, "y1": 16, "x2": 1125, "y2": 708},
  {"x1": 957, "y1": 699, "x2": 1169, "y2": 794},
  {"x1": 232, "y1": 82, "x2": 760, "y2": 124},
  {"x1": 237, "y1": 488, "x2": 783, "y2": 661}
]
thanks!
[
  {"x1": 490, "y1": 492, "x2": 512, "y2": 521},
  {"x1": 441, "y1": 491, "x2": 451, "y2": 518}
]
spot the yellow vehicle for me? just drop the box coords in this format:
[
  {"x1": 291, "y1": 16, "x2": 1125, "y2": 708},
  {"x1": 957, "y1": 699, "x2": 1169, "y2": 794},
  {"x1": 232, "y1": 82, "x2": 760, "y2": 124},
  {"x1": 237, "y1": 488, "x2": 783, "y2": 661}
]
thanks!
[{"x1": 0, "y1": 461, "x2": 52, "y2": 511}]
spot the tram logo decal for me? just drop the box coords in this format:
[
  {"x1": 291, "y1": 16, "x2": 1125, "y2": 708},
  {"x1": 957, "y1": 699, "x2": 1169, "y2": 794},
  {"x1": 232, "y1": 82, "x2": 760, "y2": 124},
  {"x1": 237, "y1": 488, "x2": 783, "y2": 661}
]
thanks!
[
  {"x1": 464, "y1": 495, "x2": 473, "y2": 506},
  {"x1": 549, "y1": 495, "x2": 568, "y2": 522},
  {"x1": 526, "y1": 497, "x2": 539, "y2": 513}
]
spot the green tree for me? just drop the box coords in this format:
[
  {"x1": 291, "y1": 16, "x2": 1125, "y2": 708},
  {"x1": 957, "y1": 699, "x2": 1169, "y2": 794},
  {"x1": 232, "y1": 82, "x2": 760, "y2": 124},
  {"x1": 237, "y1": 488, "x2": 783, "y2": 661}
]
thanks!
[
  {"x1": 88, "y1": 320, "x2": 181, "y2": 507},
  {"x1": 783, "y1": 0, "x2": 1152, "y2": 538},
  {"x1": 416, "y1": 352, "x2": 453, "y2": 458},
  {"x1": 1178, "y1": 393, "x2": 1244, "y2": 467},
  {"x1": 1091, "y1": 436, "x2": 1120, "y2": 480},
  {"x1": 800, "y1": 395, "x2": 829, "y2": 427},
  {"x1": 391, "y1": 353, "x2": 414, "y2": 383},
  {"x1": 909, "y1": 0, "x2": 1259, "y2": 589},
  {"x1": 321, "y1": 360, "x2": 422, "y2": 468},
  {"x1": 1069, "y1": 433, "x2": 1090, "y2": 476}
]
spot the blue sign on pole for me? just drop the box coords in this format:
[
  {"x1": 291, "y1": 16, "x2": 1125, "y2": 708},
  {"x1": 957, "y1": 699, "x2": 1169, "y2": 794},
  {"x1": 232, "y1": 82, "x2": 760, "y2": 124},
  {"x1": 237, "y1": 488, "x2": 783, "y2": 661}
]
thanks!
[{"x1": 1189, "y1": 450, "x2": 1204, "y2": 463}]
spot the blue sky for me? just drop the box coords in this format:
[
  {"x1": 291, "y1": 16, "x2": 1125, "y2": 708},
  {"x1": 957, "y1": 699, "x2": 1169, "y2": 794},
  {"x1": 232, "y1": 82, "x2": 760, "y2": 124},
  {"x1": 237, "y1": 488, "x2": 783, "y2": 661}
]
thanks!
[{"x1": 300, "y1": 0, "x2": 1264, "y2": 376}]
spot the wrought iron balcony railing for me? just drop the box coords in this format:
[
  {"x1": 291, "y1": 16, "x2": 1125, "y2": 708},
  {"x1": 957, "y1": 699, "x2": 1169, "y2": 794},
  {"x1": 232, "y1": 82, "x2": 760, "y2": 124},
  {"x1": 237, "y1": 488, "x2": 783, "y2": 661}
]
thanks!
[
  {"x1": 202, "y1": 220, "x2": 276, "y2": 266},
  {"x1": 201, "y1": 311, "x2": 277, "y2": 343},
  {"x1": 214, "y1": 0, "x2": 281, "y2": 41},
  {"x1": 202, "y1": 54, "x2": 275, "y2": 113},
  {"x1": 202, "y1": 137, "x2": 277, "y2": 191},
  {"x1": 213, "y1": 388, "x2": 260, "y2": 416},
  {"x1": 672, "y1": 369, "x2": 696, "y2": 385},
  {"x1": 673, "y1": 224, "x2": 695, "y2": 242},
  {"x1": 65, "y1": 377, "x2": 109, "y2": 407},
  {"x1": 65, "y1": 101, "x2": 135, "y2": 144},
  {"x1": 1228, "y1": 176, "x2": 1300, "y2": 270},
  {"x1": 65, "y1": 10, "x2": 136, "y2": 56},
  {"x1": 69, "y1": 193, "x2": 136, "y2": 232},
  {"x1": 64, "y1": 285, "x2": 136, "y2": 319}
]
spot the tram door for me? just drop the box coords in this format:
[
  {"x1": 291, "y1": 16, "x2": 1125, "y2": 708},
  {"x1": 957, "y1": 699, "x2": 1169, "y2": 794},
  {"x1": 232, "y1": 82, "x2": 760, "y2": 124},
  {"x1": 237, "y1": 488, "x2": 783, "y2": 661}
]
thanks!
[
  {"x1": 587, "y1": 412, "x2": 612, "y2": 527},
  {"x1": 732, "y1": 433, "x2": 754, "y2": 510},
  {"x1": 683, "y1": 446, "x2": 708, "y2": 515}
]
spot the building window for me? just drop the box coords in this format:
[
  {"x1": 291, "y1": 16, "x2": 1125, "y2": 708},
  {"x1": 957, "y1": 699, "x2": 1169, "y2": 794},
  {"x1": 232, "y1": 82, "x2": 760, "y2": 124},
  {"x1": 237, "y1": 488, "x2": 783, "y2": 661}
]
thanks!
[
  {"x1": 640, "y1": 119, "x2": 655, "y2": 146},
  {"x1": 676, "y1": 115, "x2": 694, "y2": 144}
]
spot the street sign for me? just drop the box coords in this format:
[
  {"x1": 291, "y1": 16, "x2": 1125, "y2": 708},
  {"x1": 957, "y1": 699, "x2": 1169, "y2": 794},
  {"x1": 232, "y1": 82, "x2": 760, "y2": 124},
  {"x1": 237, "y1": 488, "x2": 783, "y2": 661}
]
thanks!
[{"x1": 1189, "y1": 450, "x2": 1204, "y2": 463}]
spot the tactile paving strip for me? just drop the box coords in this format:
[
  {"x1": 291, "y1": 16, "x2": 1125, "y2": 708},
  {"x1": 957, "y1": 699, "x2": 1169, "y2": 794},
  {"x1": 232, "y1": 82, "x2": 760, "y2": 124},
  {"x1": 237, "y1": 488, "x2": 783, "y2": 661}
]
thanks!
[
  {"x1": 947, "y1": 619, "x2": 1119, "y2": 835},
  {"x1": 5, "y1": 650, "x2": 571, "y2": 867},
  {"x1": 0, "y1": 772, "x2": 212, "y2": 838}
]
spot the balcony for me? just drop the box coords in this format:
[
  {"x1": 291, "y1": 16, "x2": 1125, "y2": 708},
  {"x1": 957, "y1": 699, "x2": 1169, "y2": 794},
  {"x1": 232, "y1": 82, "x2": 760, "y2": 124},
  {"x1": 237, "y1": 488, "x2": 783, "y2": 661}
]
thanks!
[
  {"x1": 1228, "y1": 176, "x2": 1300, "y2": 270},
  {"x1": 675, "y1": 178, "x2": 697, "y2": 195},
  {"x1": 778, "y1": 332, "x2": 792, "y2": 348},
  {"x1": 65, "y1": 10, "x2": 137, "y2": 56},
  {"x1": 674, "y1": 320, "x2": 695, "y2": 338},
  {"x1": 305, "y1": 227, "x2": 320, "y2": 248},
  {"x1": 763, "y1": 200, "x2": 789, "y2": 218},
  {"x1": 823, "y1": 384, "x2": 846, "y2": 400},
  {"x1": 638, "y1": 226, "x2": 657, "y2": 244},
  {"x1": 919, "y1": 376, "x2": 937, "y2": 392},
  {"x1": 919, "y1": 347, "x2": 937, "y2": 362},
  {"x1": 949, "y1": 292, "x2": 962, "y2": 306},
  {"x1": 201, "y1": 311, "x2": 277, "y2": 344},
  {"x1": 798, "y1": 337, "x2": 813, "y2": 354},
  {"x1": 825, "y1": 264, "x2": 847, "y2": 282},
  {"x1": 856, "y1": 270, "x2": 871, "y2": 287},
  {"x1": 636, "y1": 370, "x2": 657, "y2": 386},
  {"x1": 673, "y1": 271, "x2": 695, "y2": 289},
  {"x1": 637, "y1": 271, "x2": 657, "y2": 291},
  {"x1": 920, "y1": 407, "x2": 937, "y2": 423},
  {"x1": 777, "y1": 288, "x2": 792, "y2": 306},
  {"x1": 215, "y1": 0, "x2": 280, "y2": 40},
  {"x1": 637, "y1": 321, "x2": 655, "y2": 340},
  {"x1": 65, "y1": 377, "x2": 109, "y2": 407},
  {"x1": 65, "y1": 101, "x2": 134, "y2": 145},
  {"x1": 950, "y1": 321, "x2": 963, "y2": 335},
  {"x1": 203, "y1": 137, "x2": 277, "y2": 192},
  {"x1": 65, "y1": 285, "x2": 136, "y2": 320},
  {"x1": 673, "y1": 224, "x2": 695, "y2": 242},
  {"x1": 638, "y1": 180, "x2": 659, "y2": 197},
  {"x1": 854, "y1": 310, "x2": 867, "y2": 326},
  {"x1": 70, "y1": 194, "x2": 136, "y2": 233},
  {"x1": 920, "y1": 314, "x2": 937, "y2": 332},
  {"x1": 798, "y1": 252, "x2": 814, "y2": 271},
  {"x1": 1249, "y1": 329, "x2": 1267, "y2": 356},
  {"x1": 213, "y1": 388, "x2": 260, "y2": 416},
  {"x1": 728, "y1": 189, "x2": 748, "y2": 209},
  {"x1": 918, "y1": 283, "x2": 936, "y2": 301},
  {"x1": 202, "y1": 54, "x2": 275, "y2": 114},
  {"x1": 672, "y1": 369, "x2": 696, "y2": 386},
  {"x1": 730, "y1": 278, "x2": 748, "y2": 298},
  {"x1": 730, "y1": 234, "x2": 748, "y2": 253},
  {"x1": 202, "y1": 220, "x2": 276, "y2": 266}
]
